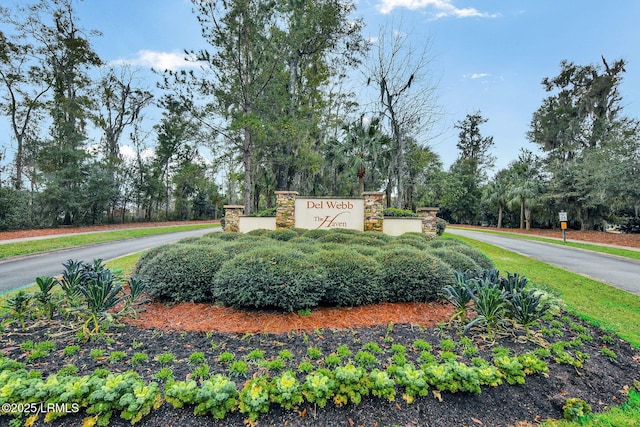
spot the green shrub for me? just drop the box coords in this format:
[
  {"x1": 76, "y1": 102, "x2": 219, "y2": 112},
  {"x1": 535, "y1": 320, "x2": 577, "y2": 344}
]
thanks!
[
  {"x1": 455, "y1": 245, "x2": 495, "y2": 270},
  {"x1": 377, "y1": 248, "x2": 455, "y2": 302},
  {"x1": 136, "y1": 244, "x2": 228, "y2": 302},
  {"x1": 267, "y1": 229, "x2": 299, "y2": 241},
  {"x1": 383, "y1": 207, "x2": 418, "y2": 217},
  {"x1": 214, "y1": 244, "x2": 326, "y2": 311},
  {"x1": 345, "y1": 244, "x2": 383, "y2": 258},
  {"x1": 311, "y1": 249, "x2": 384, "y2": 307},
  {"x1": 435, "y1": 218, "x2": 447, "y2": 236},
  {"x1": 301, "y1": 229, "x2": 329, "y2": 240},
  {"x1": 204, "y1": 231, "x2": 241, "y2": 241},
  {"x1": 251, "y1": 207, "x2": 277, "y2": 217},
  {"x1": 429, "y1": 248, "x2": 482, "y2": 273},
  {"x1": 316, "y1": 231, "x2": 358, "y2": 244},
  {"x1": 390, "y1": 233, "x2": 431, "y2": 250},
  {"x1": 427, "y1": 238, "x2": 467, "y2": 249}
]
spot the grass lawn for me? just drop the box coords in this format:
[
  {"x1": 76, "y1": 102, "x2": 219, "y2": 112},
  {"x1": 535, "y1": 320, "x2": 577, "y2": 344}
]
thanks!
[
  {"x1": 446, "y1": 233, "x2": 640, "y2": 347},
  {"x1": 0, "y1": 223, "x2": 219, "y2": 260},
  {"x1": 452, "y1": 226, "x2": 640, "y2": 261}
]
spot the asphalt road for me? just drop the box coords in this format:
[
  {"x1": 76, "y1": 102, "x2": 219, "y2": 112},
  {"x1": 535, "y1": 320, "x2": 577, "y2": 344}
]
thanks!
[
  {"x1": 0, "y1": 228, "x2": 218, "y2": 293},
  {"x1": 447, "y1": 228, "x2": 640, "y2": 295}
]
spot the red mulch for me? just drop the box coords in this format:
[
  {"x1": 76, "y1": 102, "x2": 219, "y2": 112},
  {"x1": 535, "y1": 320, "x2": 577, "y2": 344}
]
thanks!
[
  {"x1": 127, "y1": 302, "x2": 454, "y2": 334},
  {"x1": 4, "y1": 221, "x2": 637, "y2": 335}
]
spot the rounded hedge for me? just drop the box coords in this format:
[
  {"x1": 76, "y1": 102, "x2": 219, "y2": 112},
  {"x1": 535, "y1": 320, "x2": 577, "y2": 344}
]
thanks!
[
  {"x1": 311, "y1": 248, "x2": 384, "y2": 306},
  {"x1": 136, "y1": 244, "x2": 229, "y2": 302},
  {"x1": 376, "y1": 248, "x2": 455, "y2": 302},
  {"x1": 428, "y1": 248, "x2": 481, "y2": 273},
  {"x1": 267, "y1": 228, "x2": 300, "y2": 241},
  {"x1": 454, "y1": 245, "x2": 495, "y2": 270},
  {"x1": 213, "y1": 245, "x2": 326, "y2": 312}
]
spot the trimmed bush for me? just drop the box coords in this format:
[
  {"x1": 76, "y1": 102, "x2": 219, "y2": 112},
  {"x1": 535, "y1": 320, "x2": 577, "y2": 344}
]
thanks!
[
  {"x1": 428, "y1": 248, "x2": 481, "y2": 273},
  {"x1": 346, "y1": 244, "x2": 383, "y2": 258},
  {"x1": 390, "y1": 233, "x2": 431, "y2": 250},
  {"x1": 136, "y1": 244, "x2": 229, "y2": 302},
  {"x1": 267, "y1": 229, "x2": 300, "y2": 241},
  {"x1": 427, "y1": 238, "x2": 468, "y2": 249},
  {"x1": 377, "y1": 248, "x2": 455, "y2": 302},
  {"x1": 214, "y1": 244, "x2": 326, "y2": 312},
  {"x1": 311, "y1": 249, "x2": 384, "y2": 306},
  {"x1": 435, "y1": 218, "x2": 447, "y2": 236},
  {"x1": 455, "y1": 245, "x2": 495, "y2": 270},
  {"x1": 301, "y1": 229, "x2": 329, "y2": 240}
]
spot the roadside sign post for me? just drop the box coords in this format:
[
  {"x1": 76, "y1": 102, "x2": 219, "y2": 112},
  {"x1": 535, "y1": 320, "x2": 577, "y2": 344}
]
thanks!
[{"x1": 559, "y1": 211, "x2": 568, "y2": 243}]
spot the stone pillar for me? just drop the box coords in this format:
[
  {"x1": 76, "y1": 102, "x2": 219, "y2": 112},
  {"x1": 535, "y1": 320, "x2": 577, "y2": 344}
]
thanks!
[
  {"x1": 223, "y1": 205, "x2": 244, "y2": 232},
  {"x1": 417, "y1": 207, "x2": 439, "y2": 236},
  {"x1": 362, "y1": 192, "x2": 385, "y2": 232},
  {"x1": 275, "y1": 191, "x2": 298, "y2": 229}
]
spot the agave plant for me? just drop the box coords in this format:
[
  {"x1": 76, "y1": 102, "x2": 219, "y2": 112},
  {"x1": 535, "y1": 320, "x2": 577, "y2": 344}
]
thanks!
[
  {"x1": 58, "y1": 259, "x2": 88, "y2": 303},
  {"x1": 498, "y1": 272, "x2": 529, "y2": 295},
  {"x1": 122, "y1": 276, "x2": 150, "y2": 317},
  {"x1": 34, "y1": 276, "x2": 58, "y2": 319},
  {"x1": 442, "y1": 271, "x2": 476, "y2": 323},
  {"x1": 506, "y1": 289, "x2": 550, "y2": 335},
  {"x1": 5, "y1": 290, "x2": 32, "y2": 330},
  {"x1": 78, "y1": 269, "x2": 126, "y2": 333},
  {"x1": 465, "y1": 281, "x2": 507, "y2": 339}
]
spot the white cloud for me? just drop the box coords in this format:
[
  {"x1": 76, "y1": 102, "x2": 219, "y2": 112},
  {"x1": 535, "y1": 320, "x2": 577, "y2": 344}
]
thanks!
[
  {"x1": 109, "y1": 50, "x2": 201, "y2": 71},
  {"x1": 376, "y1": 0, "x2": 497, "y2": 18},
  {"x1": 464, "y1": 73, "x2": 492, "y2": 80}
]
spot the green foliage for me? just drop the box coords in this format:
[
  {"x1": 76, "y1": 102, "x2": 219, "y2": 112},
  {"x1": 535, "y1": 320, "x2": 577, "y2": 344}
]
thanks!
[
  {"x1": 229, "y1": 360, "x2": 249, "y2": 377},
  {"x1": 377, "y1": 248, "x2": 455, "y2": 303},
  {"x1": 333, "y1": 363, "x2": 370, "y2": 406},
  {"x1": 563, "y1": 397, "x2": 592, "y2": 421},
  {"x1": 63, "y1": 345, "x2": 81, "y2": 356},
  {"x1": 307, "y1": 346, "x2": 323, "y2": 360},
  {"x1": 302, "y1": 369, "x2": 336, "y2": 408},
  {"x1": 354, "y1": 351, "x2": 378, "y2": 369},
  {"x1": 368, "y1": 369, "x2": 396, "y2": 401},
  {"x1": 454, "y1": 245, "x2": 494, "y2": 270},
  {"x1": 601, "y1": 347, "x2": 617, "y2": 362},
  {"x1": 108, "y1": 351, "x2": 127, "y2": 363},
  {"x1": 78, "y1": 269, "x2": 126, "y2": 334},
  {"x1": 430, "y1": 248, "x2": 481, "y2": 273},
  {"x1": 506, "y1": 289, "x2": 550, "y2": 333},
  {"x1": 271, "y1": 371, "x2": 303, "y2": 410},
  {"x1": 136, "y1": 244, "x2": 228, "y2": 303},
  {"x1": 383, "y1": 207, "x2": 418, "y2": 217},
  {"x1": 5, "y1": 290, "x2": 32, "y2": 329},
  {"x1": 388, "y1": 363, "x2": 429, "y2": 404},
  {"x1": 493, "y1": 355, "x2": 525, "y2": 385},
  {"x1": 34, "y1": 276, "x2": 58, "y2": 319},
  {"x1": 195, "y1": 375, "x2": 239, "y2": 418},
  {"x1": 214, "y1": 245, "x2": 325, "y2": 311},
  {"x1": 130, "y1": 352, "x2": 148, "y2": 367},
  {"x1": 239, "y1": 376, "x2": 272, "y2": 422},
  {"x1": 188, "y1": 351, "x2": 206, "y2": 365},
  {"x1": 465, "y1": 280, "x2": 507, "y2": 338},
  {"x1": 155, "y1": 352, "x2": 175, "y2": 365},
  {"x1": 312, "y1": 248, "x2": 384, "y2": 306}
]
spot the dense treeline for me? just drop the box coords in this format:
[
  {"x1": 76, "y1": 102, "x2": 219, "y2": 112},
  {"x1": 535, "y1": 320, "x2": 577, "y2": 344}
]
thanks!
[{"x1": 0, "y1": 1, "x2": 638, "y2": 231}]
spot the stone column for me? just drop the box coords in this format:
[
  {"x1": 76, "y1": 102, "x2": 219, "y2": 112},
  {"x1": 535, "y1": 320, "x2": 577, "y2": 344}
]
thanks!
[
  {"x1": 223, "y1": 205, "x2": 244, "y2": 232},
  {"x1": 275, "y1": 191, "x2": 298, "y2": 229},
  {"x1": 417, "y1": 207, "x2": 439, "y2": 236},
  {"x1": 362, "y1": 192, "x2": 385, "y2": 232}
]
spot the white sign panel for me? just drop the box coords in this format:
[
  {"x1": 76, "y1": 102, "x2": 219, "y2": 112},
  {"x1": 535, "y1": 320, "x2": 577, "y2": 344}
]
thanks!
[
  {"x1": 559, "y1": 211, "x2": 568, "y2": 222},
  {"x1": 295, "y1": 198, "x2": 364, "y2": 230}
]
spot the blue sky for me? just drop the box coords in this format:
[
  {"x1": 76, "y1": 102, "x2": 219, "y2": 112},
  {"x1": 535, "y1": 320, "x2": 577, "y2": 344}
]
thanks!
[{"x1": 5, "y1": 0, "x2": 640, "y2": 174}]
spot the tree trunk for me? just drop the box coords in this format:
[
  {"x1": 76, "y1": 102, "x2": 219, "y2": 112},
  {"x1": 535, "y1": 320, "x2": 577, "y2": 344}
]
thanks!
[
  {"x1": 519, "y1": 198, "x2": 525, "y2": 229},
  {"x1": 497, "y1": 203, "x2": 503, "y2": 228}
]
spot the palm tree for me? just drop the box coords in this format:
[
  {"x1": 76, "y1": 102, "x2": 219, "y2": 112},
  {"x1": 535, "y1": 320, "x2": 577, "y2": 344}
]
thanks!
[
  {"x1": 483, "y1": 170, "x2": 510, "y2": 228},
  {"x1": 507, "y1": 150, "x2": 544, "y2": 230},
  {"x1": 342, "y1": 117, "x2": 389, "y2": 195}
]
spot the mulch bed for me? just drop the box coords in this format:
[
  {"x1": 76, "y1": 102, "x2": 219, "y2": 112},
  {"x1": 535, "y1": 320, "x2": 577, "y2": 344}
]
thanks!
[{"x1": 1, "y1": 301, "x2": 639, "y2": 427}]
